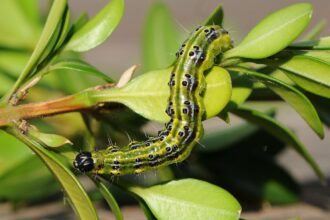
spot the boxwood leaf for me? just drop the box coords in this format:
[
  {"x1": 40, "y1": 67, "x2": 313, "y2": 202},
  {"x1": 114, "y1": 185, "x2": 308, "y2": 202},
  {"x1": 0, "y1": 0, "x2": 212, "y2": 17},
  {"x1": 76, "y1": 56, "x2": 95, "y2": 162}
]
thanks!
[
  {"x1": 224, "y1": 3, "x2": 312, "y2": 59},
  {"x1": 92, "y1": 66, "x2": 231, "y2": 123},
  {"x1": 64, "y1": 0, "x2": 124, "y2": 52},
  {"x1": 92, "y1": 179, "x2": 123, "y2": 220},
  {"x1": 5, "y1": 126, "x2": 99, "y2": 220},
  {"x1": 279, "y1": 55, "x2": 330, "y2": 98},
  {"x1": 229, "y1": 67, "x2": 324, "y2": 139},
  {"x1": 129, "y1": 179, "x2": 241, "y2": 220}
]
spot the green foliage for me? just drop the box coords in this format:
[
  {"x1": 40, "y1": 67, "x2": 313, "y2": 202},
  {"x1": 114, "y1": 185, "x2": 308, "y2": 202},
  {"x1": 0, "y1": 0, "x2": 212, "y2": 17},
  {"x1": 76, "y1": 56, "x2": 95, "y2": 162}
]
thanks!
[
  {"x1": 129, "y1": 179, "x2": 241, "y2": 220},
  {"x1": 92, "y1": 66, "x2": 231, "y2": 123},
  {"x1": 224, "y1": 3, "x2": 312, "y2": 59},
  {"x1": 0, "y1": 1, "x2": 329, "y2": 220}
]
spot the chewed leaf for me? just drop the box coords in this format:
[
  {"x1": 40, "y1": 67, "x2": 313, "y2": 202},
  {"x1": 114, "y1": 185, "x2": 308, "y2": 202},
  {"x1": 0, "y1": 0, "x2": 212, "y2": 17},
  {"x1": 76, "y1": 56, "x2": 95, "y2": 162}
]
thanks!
[
  {"x1": 92, "y1": 66, "x2": 232, "y2": 123},
  {"x1": 229, "y1": 67, "x2": 324, "y2": 139},
  {"x1": 232, "y1": 107, "x2": 324, "y2": 181},
  {"x1": 224, "y1": 3, "x2": 312, "y2": 59},
  {"x1": 64, "y1": 0, "x2": 124, "y2": 52},
  {"x1": 129, "y1": 179, "x2": 241, "y2": 220}
]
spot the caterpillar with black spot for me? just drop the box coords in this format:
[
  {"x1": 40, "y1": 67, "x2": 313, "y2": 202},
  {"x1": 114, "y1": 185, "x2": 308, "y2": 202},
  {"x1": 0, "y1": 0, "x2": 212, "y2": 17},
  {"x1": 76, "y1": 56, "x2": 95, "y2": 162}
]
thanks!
[{"x1": 73, "y1": 25, "x2": 232, "y2": 175}]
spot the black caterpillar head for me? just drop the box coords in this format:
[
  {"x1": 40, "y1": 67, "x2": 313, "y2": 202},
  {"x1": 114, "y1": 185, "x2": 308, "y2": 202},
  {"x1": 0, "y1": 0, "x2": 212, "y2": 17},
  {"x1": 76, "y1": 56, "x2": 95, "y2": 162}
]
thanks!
[{"x1": 73, "y1": 152, "x2": 94, "y2": 172}]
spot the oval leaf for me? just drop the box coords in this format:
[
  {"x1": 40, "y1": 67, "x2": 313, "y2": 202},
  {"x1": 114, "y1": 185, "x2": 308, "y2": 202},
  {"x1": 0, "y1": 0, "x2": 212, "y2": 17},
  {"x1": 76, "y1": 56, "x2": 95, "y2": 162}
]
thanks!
[
  {"x1": 224, "y1": 3, "x2": 312, "y2": 59},
  {"x1": 279, "y1": 55, "x2": 330, "y2": 98},
  {"x1": 232, "y1": 107, "x2": 324, "y2": 181},
  {"x1": 229, "y1": 67, "x2": 324, "y2": 139},
  {"x1": 129, "y1": 179, "x2": 241, "y2": 220},
  {"x1": 64, "y1": 0, "x2": 124, "y2": 52},
  {"x1": 92, "y1": 66, "x2": 232, "y2": 123}
]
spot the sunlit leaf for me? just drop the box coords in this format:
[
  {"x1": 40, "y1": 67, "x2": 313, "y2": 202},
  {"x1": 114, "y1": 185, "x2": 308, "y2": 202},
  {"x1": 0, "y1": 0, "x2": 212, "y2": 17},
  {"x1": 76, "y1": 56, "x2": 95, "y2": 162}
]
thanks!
[
  {"x1": 279, "y1": 55, "x2": 330, "y2": 98},
  {"x1": 224, "y1": 3, "x2": 312, "y2": 59},
  {"x1": 64, "y1": 0, "x2": 124, "y2": 52},
  {"x1": 92, "y1": 66, "x2": 231, "y2": 123},
  {"x1": 129, "y1": 179, "x2": 241, "y2": 220}
]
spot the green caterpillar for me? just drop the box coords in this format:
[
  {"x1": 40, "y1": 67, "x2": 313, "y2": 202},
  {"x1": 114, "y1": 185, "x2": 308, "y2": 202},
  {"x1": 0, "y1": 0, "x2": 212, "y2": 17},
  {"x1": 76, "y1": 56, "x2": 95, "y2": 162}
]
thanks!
[{"x1": 73, "y1": 25, "x2": 232, "y2": 175}]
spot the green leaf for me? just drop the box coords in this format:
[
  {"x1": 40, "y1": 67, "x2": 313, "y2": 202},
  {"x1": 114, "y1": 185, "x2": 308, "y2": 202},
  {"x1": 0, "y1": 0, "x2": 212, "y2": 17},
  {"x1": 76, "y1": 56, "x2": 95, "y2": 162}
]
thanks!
[
  {"x1": 224, "y1": 3, "x2": 312, "y2": 59},
  {"x1": 28, "y1": 129, "x2": 72, "y2": 148},
  {"x1": 231, "y1": 107, "x2": 324, "y2": 181},
  {"x1": 0, "y1": 0, "x2": 68, "y2": 105},
  {"x1": 0, "y1": 0, "x2": 40, "y2": 49},
  {"x1": 16, "y1": 0, "x2": 41, "y2": 28},
  {"x1": 289, "y1": 36, "x2": 330, "y2": 49},
  {"x1": 279, "y1": 55, "x2": 330, "y2": 98},
  {"x1": 142, "y1": 2, "x2": 180, "y2": 72},
  {"x1": 64, "y1": 0, "x2": 124, "y2": 52},
  {"x1": 92, "y1": 66, "x2": 232, "y2": 123},
  {"x1": 48, "y1": 60, "x2": 114, "y2": 82},
  {"x1": 0, "y1": 130, "x2": 31, "y2": 173},
  {"x1": 204, "y1": 5, "x2": 224, "y2": 26},
  {"x1": 0, "y1": 156, "x2": 59, "y2": 201},
  {"x1": 93, "y1": 179, "x2": 123, "y2": 220},
  {"x1": 5, "y1": 126, "x2": 99, "y2": 220},
  {"x1": 229, "y1": 67, "x2": 324, "y2": 139},
  {"x1": 229, "y1": 71, "x2": 253, "y2": 106},
  {"x1": 0, "y1": 51, "x2": 30, "y2": 77},
  {"x1": 129, "y1": 179, "x2": 241, "y2": 220},
  {"x1": 54, "y1": 8, "x2": 71, "y2": 50}
]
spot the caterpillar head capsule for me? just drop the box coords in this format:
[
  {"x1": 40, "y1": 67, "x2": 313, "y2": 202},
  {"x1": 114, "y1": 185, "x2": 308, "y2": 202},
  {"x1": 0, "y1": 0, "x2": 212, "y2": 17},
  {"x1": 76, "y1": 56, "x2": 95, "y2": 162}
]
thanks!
[{"x1": 73, "y1": 152, "x2": 94, "y2": 172}]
